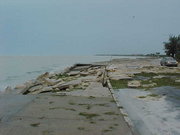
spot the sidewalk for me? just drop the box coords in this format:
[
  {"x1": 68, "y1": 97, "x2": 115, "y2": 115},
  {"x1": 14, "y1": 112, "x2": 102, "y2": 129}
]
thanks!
[{"x1": 0, "y1": 93, "x2": 134, "y2": 135}]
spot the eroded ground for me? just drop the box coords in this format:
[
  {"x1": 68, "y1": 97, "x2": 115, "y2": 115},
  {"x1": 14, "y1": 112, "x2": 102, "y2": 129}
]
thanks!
[{"x1": 108, "y1": 58, "x2": 180, "y2": 135}]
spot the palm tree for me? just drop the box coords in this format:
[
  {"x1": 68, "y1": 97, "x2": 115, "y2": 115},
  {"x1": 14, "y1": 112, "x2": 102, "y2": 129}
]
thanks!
[{"x1": 164, "y1": 35, "x2": 180, "y2": 58}]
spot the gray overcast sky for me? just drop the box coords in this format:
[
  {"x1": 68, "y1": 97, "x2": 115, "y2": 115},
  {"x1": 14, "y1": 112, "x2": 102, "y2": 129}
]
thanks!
[{"x1": 0, "y1": 0, "x2": 180, "y2": 55}]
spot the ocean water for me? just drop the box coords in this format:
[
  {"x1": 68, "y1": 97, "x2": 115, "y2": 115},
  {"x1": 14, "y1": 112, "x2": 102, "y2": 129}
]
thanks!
[
  {"x1": 0, "y1": 56, "x2": 123, "y2": 91},
  {"x1": 0, "y1": 55, "x2": 145, "y2": 91}
]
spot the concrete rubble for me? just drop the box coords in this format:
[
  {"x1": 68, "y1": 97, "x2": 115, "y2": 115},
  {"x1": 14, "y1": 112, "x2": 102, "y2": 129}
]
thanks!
[{"x1": 8, "y1": 64, "x2": 108, "y2": 95}]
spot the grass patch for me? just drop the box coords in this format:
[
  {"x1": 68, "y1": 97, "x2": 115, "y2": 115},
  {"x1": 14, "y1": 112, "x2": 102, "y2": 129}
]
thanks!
[
  {"x1": 114, "y1": 123, "x2": 119, "y2": 126},
  {"x1": 136, "y1": 73, "x2": 180, "y2": 89},
  {"x1": 118, "y1": 106, "x2": 123, "y2": 109},
  {"x1": 138, "y1": 96, "x2": 147, "y2": 98},
  {"x1": 56, "y1": 74, "x2": 69, "y2": 79},
  {"x1": 151, "y1": 78, "x2": 180, "y2": 87},
  {"x1": 49, "y1": 101, "x2": 54, "y2": 104},
  {"x1": 90, "y1": 121, "x2": 96, "y2": 124},
  {"x1": 69, "y1": 101, "x2": 76, "y2": 105},
  {"x1": 109, "y1": 126, "x2": 115, "y2": 130},
  {"x1": 110, "y1": 72, "x2": 180, "y2": 90},
  {"x1": 110, "y1": 80, "x2": 128, "y2": 89},
  {"x1": 30, "y1": 123, "x2": 40, "y2": 127},
  {"x1": 49, "y1": 107, "x2": 76, "y2": 111},
  {"x1": 110, "y1": 99, "x2": 115, "y2": 103},
  {"x1": 64, "y1": 108, "x2": 76, "y2": 111},
  {"x1": 102, "y1": 129, "x2": 112, "y2": 133},
  {"x1": 88, "y1": 96, "x2": 95, "y2": 99},
  {"x1": 86, "y1": 105, "x2": 91, "y2": 110},
  {"x1": 148, "y1": 94, "x2": 159, "y2": 97},
  {"x1": 79, "y1": 112, "x2": 100, "y2": 119},
  {"x1": 78, "y1": 103, "x2": 92, "y2": 110},
  {"x1": 77, "y1": 127, "x2": 85, "y2": 130},
  {"x1": 104, "y1": 111, "x2": 119, "y2": 115},
  {"x1": 95, "y1": 103, "x2": 108, "y2": 107}
]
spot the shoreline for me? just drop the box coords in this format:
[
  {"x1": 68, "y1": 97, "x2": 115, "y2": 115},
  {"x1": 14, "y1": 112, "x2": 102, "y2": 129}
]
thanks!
[
  {"x1": 0, "y1": 61, "x2": 137, "y2": 135},
  {"x1": 1, "y1": 57, "x2": 180, "y2": 135}
]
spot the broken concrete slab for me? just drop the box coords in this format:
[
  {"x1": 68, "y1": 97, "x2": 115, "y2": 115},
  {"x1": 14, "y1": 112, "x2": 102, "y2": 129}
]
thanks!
[{"x1": 128, "y1": 80, "x2": 141, "y2": 88}]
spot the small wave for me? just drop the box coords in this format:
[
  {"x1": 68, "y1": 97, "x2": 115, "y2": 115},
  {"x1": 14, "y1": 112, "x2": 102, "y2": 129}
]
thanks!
[
  {"x1": 26, "y1": 70, "x2": 42, "y2": 74},
  {"x1": 5, "y1": 75, "x2": 20, "y2": 81}
]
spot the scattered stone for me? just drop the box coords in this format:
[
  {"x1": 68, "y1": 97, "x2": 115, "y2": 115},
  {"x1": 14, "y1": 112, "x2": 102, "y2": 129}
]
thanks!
[
  {"x1": 43, "y1": 78, "x2": 62, "y2": 86},
  {"x1": 37, "y1": 72, "x2": 49, "y2": 80},
  {"x1": 52, "y1": 80, "x2": 81, "y2": 91},
  {"x1": 67, "y1": 71, "x2": 80, "y2": 76},
  {"x1": 28, "y1": 85, "x2": 43, "y2": 92},
  {"x1": 14, "y1": 84, "x2": 26, "y2": 90},
  {"x1": 21, "y1": 82, "x2": 42, "y2": 95},
  {"x1": 110, "y1": 75, "x2": 132, "y2": 81},
  {"x1": 32, "y1": 86, "x2": 54, "y2": 94},
  {"x1": 80, "y1": 72, "x2": 89, "y2": 76},
  {"x1": 142, "y1": 83, "x2": 157, "y2": 88},
  {"x1": 153, "y1": 75, "x2": 166, "y2": 79},
  {"x1": 175, "y1": 80, "x2": 180, "y2": 83},
  {"x1": 97, "y1": 71, "x2": 103, "y2": 76},
  {"x1": 128, "y1": 80, "x2": 141, "y2": 88}
]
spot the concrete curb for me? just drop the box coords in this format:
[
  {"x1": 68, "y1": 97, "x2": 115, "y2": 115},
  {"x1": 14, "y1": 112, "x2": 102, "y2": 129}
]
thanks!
[{"x1": 106, "y1": 79, "x2": 136, "y2": 133}]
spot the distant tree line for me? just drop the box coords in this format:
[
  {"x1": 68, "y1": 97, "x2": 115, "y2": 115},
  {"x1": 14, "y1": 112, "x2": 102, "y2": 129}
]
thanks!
[{"x1": 164, "y1": 35, "x2": 180, "y2": 60}]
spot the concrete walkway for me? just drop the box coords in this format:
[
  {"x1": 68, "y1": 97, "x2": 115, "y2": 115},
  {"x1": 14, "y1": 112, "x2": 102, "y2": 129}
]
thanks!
[
  {"x1": 0, "y1": 93, "x2": 134, "y2": 135},
  {"x1": 0, "y1": 64, "x2": 136, "y2": 135}
]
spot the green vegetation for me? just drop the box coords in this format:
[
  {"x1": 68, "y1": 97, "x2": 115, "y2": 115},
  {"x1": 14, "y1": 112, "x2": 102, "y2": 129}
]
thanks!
[
  {"x1": 95, "y1": 103, "x2": 108, "y2": 107},
  {"x1": 30, "y1": 123, "x2": 40, "y2": 127},
  {"x1": 114, "y1": 123, "x2": 119, "y2": 126},
  {"x1": 102, "y1": 129, "x2": 112, "y2": 133},
  {"x1": 118, "y1": 106, "x2": 123, "y2": 109},
  {"x1": 150, "y1": 78, "x2": 179, "y2": 88},
  {"x1": 79, "y1": 112, "x2": 100, "y2": 119},
  {"x1": 68, "y1": 101, "x2": 76, "y2": 105},
  {"x1": 88, "y1": 96, "x2": 95, "y2": 99},
  {"x1": 77, "y1": 127, "x2": 85, "y2": 130},
  {"x1": 49, "y1": 101, "x2": 54, "y2": 104},
  {"x1": 138, "y1": 96, "x2": 147, "y2": 98},
  {"x1": 109, "y1": 126, "x2": 115, "y2": 130},
  {"x1": 86, "y1": 105, "x2": 91, "y2": 110},
  {"x1": 104, "y1": 111, "x2": 119, "y2": 116},
  {"x1": 49, "y1": 107, "x2": 76, "y2": 111},
  {"x1": 163, "y1": 35, "x2": 180, "y2": 60},
  {"x1": 90, "y1": 121, "x2": 96, "y2": 124},
  {"x1": 56, "y1": 73, "x2": 69, "y2": 79},
  {"x1": 148, "y1": 94, "x2": 159, "y2": 97},
  {"x1": 110, "y1": 72, "x2": 180, "y2": 89},
  {"x1": 110, "y1": 99, "x2": 116, "y2": 103},
  {"x1": 110, "y1": 80, "x2": 128, "y2": 89},
  {"x1": 136, "y1": 72, "x2": 180, "y2": 77}
]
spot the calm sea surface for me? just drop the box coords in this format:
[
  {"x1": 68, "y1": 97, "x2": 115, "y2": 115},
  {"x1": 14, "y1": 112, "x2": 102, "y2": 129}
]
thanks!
[{"x1": 0, "y1": 56, "x2": 142, "y2": 91}]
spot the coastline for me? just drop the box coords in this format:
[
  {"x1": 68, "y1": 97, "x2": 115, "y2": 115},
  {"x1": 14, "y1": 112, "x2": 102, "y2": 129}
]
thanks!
[
  {"x1": 0, "y1": 60, "x2": 136, "y2": 135},
  {"x1": 1, "y1": 57, "x2": 180, "y2": 135}
]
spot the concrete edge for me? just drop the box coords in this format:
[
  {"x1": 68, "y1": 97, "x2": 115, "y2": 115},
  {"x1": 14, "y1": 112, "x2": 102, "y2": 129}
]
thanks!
[{"x1": 106, "y1": 79, "x2": 137, "y2": 134}]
